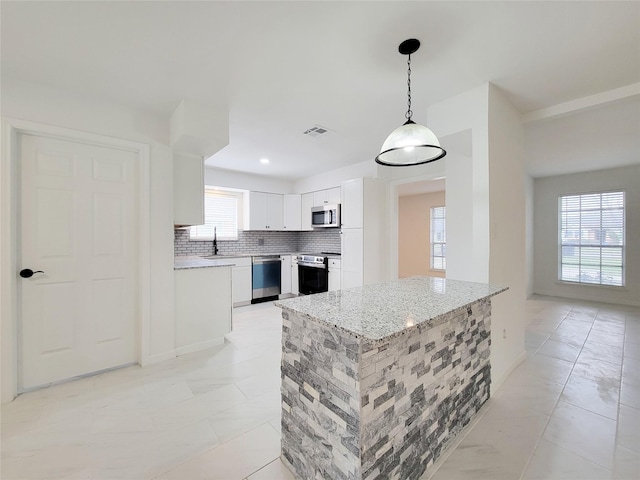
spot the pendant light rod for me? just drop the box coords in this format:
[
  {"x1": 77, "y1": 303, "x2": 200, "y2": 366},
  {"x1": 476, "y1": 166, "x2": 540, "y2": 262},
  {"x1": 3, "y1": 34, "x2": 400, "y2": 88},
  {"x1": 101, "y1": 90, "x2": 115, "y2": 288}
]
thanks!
[{"x1": 400, "y1": 38, "x2": 420, "y2": 122}]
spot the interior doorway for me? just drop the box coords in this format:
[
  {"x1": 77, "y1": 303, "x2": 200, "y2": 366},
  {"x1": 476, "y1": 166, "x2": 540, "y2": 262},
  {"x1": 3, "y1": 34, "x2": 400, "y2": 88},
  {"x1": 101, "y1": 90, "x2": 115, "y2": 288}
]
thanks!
[{"x1": 397, "y1": 179, "x2": 446, "y2": 279}]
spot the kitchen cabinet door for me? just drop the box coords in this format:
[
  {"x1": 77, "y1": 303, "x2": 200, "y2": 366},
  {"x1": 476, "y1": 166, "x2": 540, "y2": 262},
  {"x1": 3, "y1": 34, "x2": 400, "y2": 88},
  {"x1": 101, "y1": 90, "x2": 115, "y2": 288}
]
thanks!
[
  {"x1": 328, "y1": 259, "x2": 341, "y2": 292},
  {"x1": 341, "y1": 178, "x2": 364, "y2": 229},
  {"x1": 283, "y1": 194, "x2": 302, "y2": 230},
  {"x1": 231, "y1": 262, "x2": 252, "y2": 306},
  {"x1": 301, "y1": 193, "x2": 314, "y2": 231},
  {"x1": 313, "y1": 187, "x2": 341, "y2": 207},
  {"x1": 291, "y1": 256, "x2": 299, "y2": 295},
  {"x1": 245, "y1": 192, "x2": 283, "y2": 230},
  {"x1": 175, "y1": 266, "x2": 232, "y2": 355},
  {"x1": 341, "y1": 228, "x2": 363, "y2": 289},
  {"x1": 246, "y1": 191, "x2": 268, "y2": 230},
  {"x1": 280, "y1": 255, "x2": 292, "y2": 294},
  {"x1": 327, "y1": 186, "x2": 342, "y2": 205},
  {"x1": 313, "y1": 189, "x2": 328, "y2": 207},
  {"x1": 266, "y1": 193, "x2": 284, "y2": 230},
  {"x1": 174, "y1": 154, "x2": 204, "y2": 227}
]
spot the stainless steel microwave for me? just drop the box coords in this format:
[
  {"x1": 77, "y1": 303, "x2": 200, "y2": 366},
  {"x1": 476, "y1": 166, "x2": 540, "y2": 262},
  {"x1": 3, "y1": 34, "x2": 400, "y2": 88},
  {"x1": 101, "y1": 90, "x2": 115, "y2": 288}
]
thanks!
[{"x1": 311, "y1": 204, "x2": 341, "y2": 228}]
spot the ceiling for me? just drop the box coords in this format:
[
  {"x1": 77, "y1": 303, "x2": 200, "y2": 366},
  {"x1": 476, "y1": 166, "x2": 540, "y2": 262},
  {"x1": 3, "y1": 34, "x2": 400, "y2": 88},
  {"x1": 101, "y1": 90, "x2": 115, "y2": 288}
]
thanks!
[{"x1": 2, "y1": 1, "x2": 639, "y2": 180}]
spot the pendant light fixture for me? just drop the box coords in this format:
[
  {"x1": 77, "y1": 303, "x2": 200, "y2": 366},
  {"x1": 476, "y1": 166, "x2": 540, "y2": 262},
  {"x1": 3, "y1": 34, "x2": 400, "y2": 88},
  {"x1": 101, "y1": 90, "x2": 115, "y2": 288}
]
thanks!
[{"x1": 375, "y1": 38, "x2": 446, "y2": 167}]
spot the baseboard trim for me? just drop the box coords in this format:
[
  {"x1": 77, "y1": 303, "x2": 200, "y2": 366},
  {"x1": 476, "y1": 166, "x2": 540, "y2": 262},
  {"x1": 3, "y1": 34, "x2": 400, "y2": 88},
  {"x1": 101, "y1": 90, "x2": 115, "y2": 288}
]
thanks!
[
  {"x1": 140, "y1": 350, "x2": 176, "y2": 366},
  {"x1": 533, "y1": 289, "x2": 640, "y2": 308},
  {"x1": 175, "y1": 337, "x2": 225, "y2": 357}
]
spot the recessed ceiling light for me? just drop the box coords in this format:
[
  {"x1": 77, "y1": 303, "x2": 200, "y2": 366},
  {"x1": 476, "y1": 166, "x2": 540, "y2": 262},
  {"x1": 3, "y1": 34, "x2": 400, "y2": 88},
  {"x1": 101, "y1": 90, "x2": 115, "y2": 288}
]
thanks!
[{"x1": 260, "y1": 158, "x2": 269, "y2": 164}]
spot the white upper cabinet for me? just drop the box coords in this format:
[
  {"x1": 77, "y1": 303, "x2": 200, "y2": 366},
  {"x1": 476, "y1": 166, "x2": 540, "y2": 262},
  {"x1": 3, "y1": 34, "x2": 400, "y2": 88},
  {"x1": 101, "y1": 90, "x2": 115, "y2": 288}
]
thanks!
[
  {"x1": 327, "y1": 186, "x2": 342, "y2": 204},
  {"x1": 312, "y1": 186, "x2": 342, "y2": 207},
  {"x1": 244, "y1": 191, "x2": 283, "y2": 230},
  {"x1": 341, "y1": 178, "x2": 364, "y2": 229},
  {"x1": 301, "y1": 192, "x2": 314, "y2": 231},
  {"x1": 283, "y1": 194, "x2": 302, "y2": 230},
  {"x1": 266, "y1": 193, "x2": 284, "y2": 230},
  {"x1": 313, "y1": 190, "x2": 327, "y2": 207},
  {"x1": 173, "y1": 153, "x2": 204, "y2": 227}
]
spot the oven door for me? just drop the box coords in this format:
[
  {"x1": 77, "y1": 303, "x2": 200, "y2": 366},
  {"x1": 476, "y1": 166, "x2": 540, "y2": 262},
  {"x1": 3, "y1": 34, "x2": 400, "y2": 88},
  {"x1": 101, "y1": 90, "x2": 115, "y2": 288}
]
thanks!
[{"x1": 298, "y1": 262, "x2": 328, "y2": 295}]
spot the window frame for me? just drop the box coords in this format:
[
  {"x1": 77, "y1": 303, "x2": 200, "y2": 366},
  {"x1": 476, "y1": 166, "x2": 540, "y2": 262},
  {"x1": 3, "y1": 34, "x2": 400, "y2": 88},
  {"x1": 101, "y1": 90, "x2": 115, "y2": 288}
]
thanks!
[
  {"x1": 189, "y1": 187, "x2": 243, "y2": 241},
  {"x1": 430, "y1": 205, "x2": 446, "y2": 271},
  {"x1": 558, "y1": 189, "x2": 625, "y2": 287}
]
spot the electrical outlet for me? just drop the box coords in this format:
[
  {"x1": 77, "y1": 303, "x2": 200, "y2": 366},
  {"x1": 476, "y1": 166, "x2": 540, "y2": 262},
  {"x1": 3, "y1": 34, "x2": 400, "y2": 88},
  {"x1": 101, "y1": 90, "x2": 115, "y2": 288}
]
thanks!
[
  {"x1": 503, "y1": 329, "x2": 507, "y2": 339},
  {"x1": 258, "y1": 238, "x2": 265, "y2": 246}
]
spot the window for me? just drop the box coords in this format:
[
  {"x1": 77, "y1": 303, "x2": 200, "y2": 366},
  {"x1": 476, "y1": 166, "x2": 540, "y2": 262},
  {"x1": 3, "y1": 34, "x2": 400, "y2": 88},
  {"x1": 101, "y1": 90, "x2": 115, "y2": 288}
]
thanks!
[
  {"x1": 559, "y1": 191, "x2": 624, "y2": 286},
  {"x1": 430, "y1": 206, "x2": 446, "y2": 270},
  {"x1": 190, "y1": 188, "x2": 241, "y2": 240}
]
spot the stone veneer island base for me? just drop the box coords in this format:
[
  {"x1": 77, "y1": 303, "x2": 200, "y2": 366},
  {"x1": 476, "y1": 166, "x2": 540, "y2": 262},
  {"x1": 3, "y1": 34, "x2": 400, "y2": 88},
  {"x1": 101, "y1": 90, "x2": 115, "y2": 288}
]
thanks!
[{"x1": 275, "y1": 276, "x2": 507, "y2": 480}]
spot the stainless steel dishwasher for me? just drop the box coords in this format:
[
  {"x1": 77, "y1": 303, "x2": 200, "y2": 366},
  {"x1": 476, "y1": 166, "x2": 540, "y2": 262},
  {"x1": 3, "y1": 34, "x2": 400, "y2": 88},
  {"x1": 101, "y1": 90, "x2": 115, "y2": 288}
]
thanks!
[{"x1": 251, "y1": 255, "x2": 281, "y2": 303}]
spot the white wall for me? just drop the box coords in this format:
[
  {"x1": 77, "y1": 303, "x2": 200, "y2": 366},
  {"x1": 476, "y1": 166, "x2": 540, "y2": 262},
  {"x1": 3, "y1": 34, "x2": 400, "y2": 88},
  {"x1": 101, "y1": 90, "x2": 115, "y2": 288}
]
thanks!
[
  {"x1": 431, "y1": 85, "x2": 491, "y2": 285},
  {"x1": 533, "y1": 165, "x2": 640, "y2": 306},
  {"x1": 444, "y1": 150, "x2": 474, "y2": 282},
  {"x1": 293, "y1": 159, "x2": 377, "y2": 193},
  {"x1": 487, "y1": 84, "x2": 527, "y2": 387},
  {"x1": 204, "y1": 165, "x2": 294, "y2": 194},
  {"x1": 525, "y1": 175, "x2": 535, "y2": 297},
  {"x1": 1, "y1": 79, "x2": 176, "y2": 401}
]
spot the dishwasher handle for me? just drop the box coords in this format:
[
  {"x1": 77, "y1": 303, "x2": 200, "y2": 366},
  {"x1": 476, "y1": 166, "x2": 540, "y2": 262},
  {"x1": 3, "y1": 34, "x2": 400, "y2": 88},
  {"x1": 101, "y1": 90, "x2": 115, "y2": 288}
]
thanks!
[{"x1": 252, "y1": 257, "x2": 281, "y2": 265}]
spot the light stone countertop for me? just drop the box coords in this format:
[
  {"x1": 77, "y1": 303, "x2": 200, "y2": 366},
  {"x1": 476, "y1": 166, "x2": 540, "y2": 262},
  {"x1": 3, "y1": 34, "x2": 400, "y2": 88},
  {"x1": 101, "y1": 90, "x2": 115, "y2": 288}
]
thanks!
[
  {"x1": 275, "y1": 276, "x2": 508, "y2": 343},
  {"x1": 174, "y1": 256, "x2": 236, "y2": 270}
]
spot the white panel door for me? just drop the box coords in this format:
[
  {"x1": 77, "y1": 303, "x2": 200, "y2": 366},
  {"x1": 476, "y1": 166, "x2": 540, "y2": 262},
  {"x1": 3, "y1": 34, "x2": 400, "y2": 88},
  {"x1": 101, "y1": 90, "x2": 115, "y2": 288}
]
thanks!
[{"x1": 20, "y1": 133, "x2": 137, "y2": 390}]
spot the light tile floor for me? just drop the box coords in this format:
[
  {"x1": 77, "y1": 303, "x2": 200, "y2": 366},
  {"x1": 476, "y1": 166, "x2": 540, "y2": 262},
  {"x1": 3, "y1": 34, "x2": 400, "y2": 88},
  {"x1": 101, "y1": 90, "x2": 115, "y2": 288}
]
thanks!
[{"x1": 1, "y1": 296, "x2": 638, "y2": 479}]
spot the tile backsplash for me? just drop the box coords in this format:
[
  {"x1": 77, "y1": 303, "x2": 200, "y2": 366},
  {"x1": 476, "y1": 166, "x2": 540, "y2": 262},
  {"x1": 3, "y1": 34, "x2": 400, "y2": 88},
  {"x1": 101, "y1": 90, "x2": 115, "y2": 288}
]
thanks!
[{"x1": 174, "y1": 228, "x2": 341, "y2": 257}]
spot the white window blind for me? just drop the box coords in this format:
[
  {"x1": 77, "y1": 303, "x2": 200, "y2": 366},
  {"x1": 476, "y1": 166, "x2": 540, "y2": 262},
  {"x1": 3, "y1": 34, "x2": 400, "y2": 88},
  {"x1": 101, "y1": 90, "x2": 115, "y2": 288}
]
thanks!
[
  {"x1": 559, "y1": 191, "x2": 625, "y2": 286},
  {"x1": 190, "y1": 188, "x2": 239, "y2": 240},
  {"x1": 430, "y1": 206, "x2": 446, "y2": 270}
]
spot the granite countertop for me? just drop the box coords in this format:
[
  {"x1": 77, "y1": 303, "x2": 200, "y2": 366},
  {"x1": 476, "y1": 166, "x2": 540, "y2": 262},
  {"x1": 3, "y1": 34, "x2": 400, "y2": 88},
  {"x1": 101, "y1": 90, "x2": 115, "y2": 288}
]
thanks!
[
  {"x1": 174, "y1": 256, "x2": 236, "y2": 270},
  {"x1": 275, "y1": 276, "x2": 508, "y2": 343}
]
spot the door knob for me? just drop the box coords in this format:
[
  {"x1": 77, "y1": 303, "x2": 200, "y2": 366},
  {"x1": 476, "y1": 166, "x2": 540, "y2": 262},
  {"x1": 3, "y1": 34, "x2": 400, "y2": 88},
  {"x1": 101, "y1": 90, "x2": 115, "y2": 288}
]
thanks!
[{"x1": 19, "y1": 269, "x2": 44, "y2": 278}]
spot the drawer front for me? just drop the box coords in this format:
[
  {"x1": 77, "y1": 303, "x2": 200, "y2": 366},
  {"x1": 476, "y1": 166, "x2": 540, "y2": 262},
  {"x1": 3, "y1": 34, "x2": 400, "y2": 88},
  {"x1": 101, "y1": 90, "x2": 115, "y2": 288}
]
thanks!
[{"x1": 226, "y1": 257, "x2": 252, "y2": 267}]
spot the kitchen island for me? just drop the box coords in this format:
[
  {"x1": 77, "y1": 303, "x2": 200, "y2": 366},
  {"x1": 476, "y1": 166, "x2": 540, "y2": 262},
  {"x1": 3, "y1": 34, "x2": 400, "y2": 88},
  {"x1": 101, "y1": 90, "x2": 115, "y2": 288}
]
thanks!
[{"x1": 275, "y1": 276, "x2": 507, "y2": 480}]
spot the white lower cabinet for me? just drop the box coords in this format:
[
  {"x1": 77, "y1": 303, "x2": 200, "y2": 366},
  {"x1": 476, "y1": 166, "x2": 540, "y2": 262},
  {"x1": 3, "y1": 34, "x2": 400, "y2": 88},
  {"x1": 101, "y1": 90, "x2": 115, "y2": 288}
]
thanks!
[
  {"x1": 291, "y1": 255, "x2": 299, "y2": 295},
  {"x1": 281, "y1": 255, "x2": 292, "y2": 295},
  {"x1": 228, "y1": 257, "x2": 252, "y2": 306},
  {"x1": 175, "y1": 266, "x2": 232, "y2": 355},
  {"x1": 328, "y1": 258, "x2": 341, "y2": 291}
]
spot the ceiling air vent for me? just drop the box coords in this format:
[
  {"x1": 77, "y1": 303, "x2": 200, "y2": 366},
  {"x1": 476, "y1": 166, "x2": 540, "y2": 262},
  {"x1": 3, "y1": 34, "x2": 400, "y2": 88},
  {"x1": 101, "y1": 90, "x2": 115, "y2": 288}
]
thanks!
[{"x1": 303, "y1": 125, "x2": 332, "y2": 137}]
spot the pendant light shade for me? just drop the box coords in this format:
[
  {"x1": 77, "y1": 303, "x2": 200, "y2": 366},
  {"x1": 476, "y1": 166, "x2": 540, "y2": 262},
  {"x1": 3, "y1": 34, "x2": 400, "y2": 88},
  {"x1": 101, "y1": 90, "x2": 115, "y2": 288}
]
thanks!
[
  {"x1": 376, "y1": 39, "x2": 446, "y2": 167},
  {"x1": 376, "y1": 120, "x2": 446, "y2": 166}
]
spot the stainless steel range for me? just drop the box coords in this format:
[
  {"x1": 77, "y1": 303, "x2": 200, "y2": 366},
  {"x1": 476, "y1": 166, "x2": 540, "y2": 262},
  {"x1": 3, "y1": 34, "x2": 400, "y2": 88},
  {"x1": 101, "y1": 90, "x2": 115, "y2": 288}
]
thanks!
[{"x1": 296, "y1": 253, "x2": 329, "y2": 295}]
